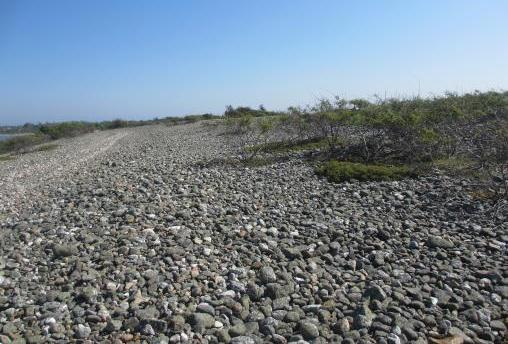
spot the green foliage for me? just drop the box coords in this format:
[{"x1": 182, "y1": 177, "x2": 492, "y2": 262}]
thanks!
[
  {"x1": 106, "y1": 119, "x2": 129, "y2": 129},
  {"x1": 432, "y1": 157, "x2": 475, "y2": 175},
  {"x1": 419, "y1": 128, "x2": 440, "y2": 144},
  {"x1": 258, "y1": 116, "x2": 277, "y2": 133},
  {"x1": 316, "y1": 160, "x2": 412, "y2": 183},
  {"x1": 164, "y1": 114, "x2": 220, "y2": 126},
  {"x1": 34, "y1": 143, "x2": 59, "y2": 152},
  {"x1": 0, "y1": 155, "x2": 14, "y2": 161},
  {"x1": 241, "y1": 156, "x2": 275, "y2": 167},
  {"x1": 224, "y1": 91, "x2": 507, "y2": 171},
  {"x1": 350, "y1": 98, "x2": 371, "y2": 110},
  {"x1": 96, "y1": 119, "x2": 129, "y2": 130},
  {"x1": 183, "y1": 115, "x2": 201, "y2": 123},
  {"x1": 201, "y1": 113, "x2": 214, "y2": 119},
  {"x1": 38, "y1": 121, "x2": 95, "y2": 139},
  {"x1": 0, "y1": 134, "x2": 48, "y2": 154},
  {"x1": 224, "y1": 115, "x2": 253, "y2": 132},
  {"x1": 224, "y1": 105, "x2": 280, "y2": 118}
]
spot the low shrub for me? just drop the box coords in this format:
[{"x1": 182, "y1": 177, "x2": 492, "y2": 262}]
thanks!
[
  {"x1": 34, "y1": 143, "x2": 59, "y2": 152},
  {"x1": 223, "y1": 115, "x2": 281, "y2": 160},
  {"x1": 0, "y1": 134, "x2": 48, "y2": 154},
  {"x1": 39, "y1": 122, "x2": 95, "y2": 139},
  {"x1": 432, "y1": 157, "x2": 475, "y2": 174},
  {"x1": 100, "y1": 119, "x2": 129, "y2": 129},
  {"x1": 224, "y1": 105, "x2": 282, "y2": 118},
  {"x1": 317, "y1": 160, "x2": 412, "y2": 183}
]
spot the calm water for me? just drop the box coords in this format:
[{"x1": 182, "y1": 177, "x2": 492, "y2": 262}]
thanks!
[{"x1": 0, "y1": 134, "x2": 14, "y2": 142}]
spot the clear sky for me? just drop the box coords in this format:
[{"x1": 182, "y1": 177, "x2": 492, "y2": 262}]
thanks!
[{"x1": 0, "y1": 0, "x2": 507, "y2": 125}]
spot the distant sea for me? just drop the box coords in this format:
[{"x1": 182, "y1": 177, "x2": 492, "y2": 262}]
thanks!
[{"x1": 0, "y1": 134, "x2": 14, "y2": 142}]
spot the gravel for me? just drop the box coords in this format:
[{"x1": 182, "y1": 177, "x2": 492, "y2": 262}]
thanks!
[{"x1": 0, "y1": 122, "x2": 506, "y2": 343}]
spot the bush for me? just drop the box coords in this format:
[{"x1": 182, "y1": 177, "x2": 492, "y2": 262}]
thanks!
[
  {"x1": 317, "y1": 160, "x2": 412, "y2": 183},
  {"x1": 0, "y1": 134, "x2": 48, "y2": 154},
  {"x1": 224, "y1": 105, "x2": 280, "y2": 118},
  {"x1": 38, "y1": 122, "x2": 95, "y2": 139},
  {"x1": 34, "y1": 143, "x2": 59, "y2": 152},
  {"x1": 223, "y1": 115, "x2": 282, "y2": 160},
  {"x1": 201, "y1": 113, "x2": 214, "y2": 119},
  {"x1": 109, "y1": 119, "x2": 128, "y2": 129}
]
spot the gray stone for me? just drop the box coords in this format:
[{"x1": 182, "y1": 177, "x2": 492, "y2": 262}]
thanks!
[
  {"x1": 190, "y1": 312, "x2": 215, "y2": 330},
  {"x1": 53, "y1": 244, "x2": 78, "y2": 258},
  {"x1": 427, "y1": 236, "x2": 454, "y2": 249},
  {"x1": 365, "y1": 284, "x2": 387, "y2": 301},
  {"x1": 197, "y1": 302, "x2": 215, "y2": 315},
  {"x1": 299, "y1": 320, "x2": 320, "y2": 339},
  {"x1": 259, "y1": 266, "x2": 277, "y2": 284},
  {"x1": 229, "y1": 323, "x2": 247, "y2": 337},
  {"x1": 74, "y1": 324, "x2": 91, "y2": 339},
  {"x1": 230, "y1": 336, "x2": 256, "y2": 344}
]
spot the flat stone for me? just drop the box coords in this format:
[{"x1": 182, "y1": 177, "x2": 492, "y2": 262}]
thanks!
[
  {"x1": 427, "y1": 236, "x2": 454, "y2": 249},
  {"x1": 53, "y1": 244, "x2": 78, "y2": 258}
]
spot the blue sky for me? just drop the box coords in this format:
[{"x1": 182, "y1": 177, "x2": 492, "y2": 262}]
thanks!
[{"x1": 0, "y1": 0, "x2": 507, "y2": 125}]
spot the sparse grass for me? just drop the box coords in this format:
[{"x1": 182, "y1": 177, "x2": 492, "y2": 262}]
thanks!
[
  {"x1": 34, "y1": 143, "x2": 59, "y2": 152},
  {"x1": 432, "y1": 157, "x2": 475, "y2": 175},
  {"x1": 317, "y1": 160, "x2": 413, "y2": 183},
  {"x1": 0, "y1": 134, "x2": 48, "y2": 155},
  {"x1": 0, "y1": 143, "x2": 58, "y2": 160},
  {"x1": 469, "y1": 189, "x2": 498, "y2": 201},
  {"x1": 39, "y1": 122, "x2": 95, "y2": 139},
  {"x1": 248, "y1": 137, "x2": 329, "y2": 153}
]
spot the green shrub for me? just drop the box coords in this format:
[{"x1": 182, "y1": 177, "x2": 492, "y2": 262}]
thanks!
[
  {"x1": 317, "y1": 160, "x2": 412, "y2": 182},
  {"x1": 38, "y1": 122, "x2": 95, "y2": 139},
  {"x1": 224, "y1": 105, "x2": 281, "y2": 118},
  {"x1": 34, "y1": 143, "x2": 59, "y2": 152},
  {"x1": 183, "y1": 115, "x2": 201, "y2": 123},
  {"x1": 0, "y1": 134, "x2": 48, "y2": 154},
  {"x1": 224, "y1": 115, "x2": 253, "y2": 134},
  {"x1": 432, "y1": 157, "x2": 475, "y2": 175},
  {"x1": 108, "y1": 119, "x2": 128, "y2": 129},
  {"x1": 201, "y1": 113, "x2": 214, "y2": 119}
]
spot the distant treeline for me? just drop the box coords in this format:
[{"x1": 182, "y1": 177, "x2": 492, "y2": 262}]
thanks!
[
  {"x1": 0, "y1": 114, "x2": 222, "y2": 135},
  {"x1": 0, "y1": 114, "x2": 222, "y2": 154},
  {"x1": 224, "y1": 104, "x2": 283, "y2": 118},
  {"x1": 0, "y1": 106, "x2": 279, "y2": 136}
]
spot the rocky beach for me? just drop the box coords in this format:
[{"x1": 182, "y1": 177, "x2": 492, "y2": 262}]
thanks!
[{"x1": 0, "y1": 123, "x2": 506, "y2": 343}]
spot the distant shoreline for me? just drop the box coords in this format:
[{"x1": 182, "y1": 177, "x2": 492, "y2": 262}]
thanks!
[{"x1": 0, "y1": 133, "x2": 33, "y2": 142}]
